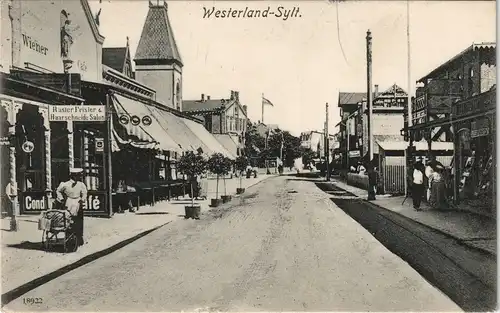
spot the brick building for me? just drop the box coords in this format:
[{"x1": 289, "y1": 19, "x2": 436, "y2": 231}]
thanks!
[{"x1": 182, "y1": 91, "x2": 249, "y2": 156}]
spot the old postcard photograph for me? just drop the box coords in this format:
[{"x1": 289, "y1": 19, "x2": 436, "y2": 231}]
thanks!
[{"x1": 0, "y1": 0, "x2": 496, "y2": 311}]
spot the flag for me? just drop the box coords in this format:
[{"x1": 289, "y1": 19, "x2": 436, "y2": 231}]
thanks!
[{"x1": 262, "y1": 96, "x2": 274, "y2": 107}]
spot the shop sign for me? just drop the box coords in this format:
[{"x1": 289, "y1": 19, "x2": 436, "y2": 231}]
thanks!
[
  {"x1": 21, "y1": 191, "x2": 48, "y2": 214},
  {"x1": 471, "y1": 118, "x2": 489, "y2": 138},
  {"x1": 84, "y1": 191, "x2": 107, "y2": 216},
  {"x1": 95, "y1": 138, "x2": 104, "y2": 152},
  {"x1": 20, "y1": 191, "x2": 108, "y2": 216},
  {"x1": 49, "y1": 105, "x2": 106, "y2": 122},
  {"x1": 22, "y1": 141, "x2": 35, "y2": 153},
  {"x1": 348, "y1": 150, "x2": 360, "y2": 158}
]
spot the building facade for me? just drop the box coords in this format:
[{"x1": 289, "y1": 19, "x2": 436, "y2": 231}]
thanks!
[
  {"x1": 0, "y1": 0, "x2": 235, "y2": 219},
  {"x1": 182, "y1": 90, "x2": 249, "y2": 156},
  {"x1": 408, "y1": 43, "x2": 496, "y2": 208},
  {"x1": 299, "y1": 130, "x2": 336, "y2": 159},
  {"x1": 336, "y1": 84, "x2": 407, "y2": 169}
]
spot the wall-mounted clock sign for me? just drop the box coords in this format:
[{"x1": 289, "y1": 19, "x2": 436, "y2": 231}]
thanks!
[{"x1": 22, "y1": 141, "x2": 34, "y2": 153}]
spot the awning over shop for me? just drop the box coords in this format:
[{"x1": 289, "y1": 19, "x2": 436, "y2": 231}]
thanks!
[
  {"x1": 182, "y1": 118, "x2": 236, "y2": 159},
  {"x1": 214, "y1": 134, "x2": 239, "y2": 158},
  {"x1": 111, "y1": 94, "x2": 182, "y2": 153},
  {"x1": 147, "y1": 106, "x2": 207, "y2": 154}
]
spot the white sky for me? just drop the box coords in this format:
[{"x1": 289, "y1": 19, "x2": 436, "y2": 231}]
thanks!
[{"x1": 90, "y1": 0, "x2": 495, "y2": 136}]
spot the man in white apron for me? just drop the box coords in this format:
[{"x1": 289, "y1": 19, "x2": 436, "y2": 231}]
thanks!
[{"x1": 56, "y1": 168, "x2": 87, "y2": 245}]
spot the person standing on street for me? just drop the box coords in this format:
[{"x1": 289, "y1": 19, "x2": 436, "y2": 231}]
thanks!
[
  {"x1": 412, "y1": 160, "x2": 425, "y2": 211},
  {"x1": 56, "y1": 168, "x2": 87, "y2": 246}
]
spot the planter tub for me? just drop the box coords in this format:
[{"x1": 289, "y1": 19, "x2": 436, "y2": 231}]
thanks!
[
  {"x1": 236, "y1": 188, "x2": 245, "y2": 194},
  {"x1": 210, "y1": 199, "x2": 223, "y2": 207},
  {"x1": 185, "y1": 204, "x2": 201, "y2": 219},
  {"x1": 221, "y1": 195, "x2": 232, "y2": 203}
]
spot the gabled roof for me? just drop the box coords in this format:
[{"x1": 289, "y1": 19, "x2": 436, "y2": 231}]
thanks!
[
  {"x1": 338, "y1": 92, "x2": 366, "y2": 107},
  {"x1": 182, "y1": 99, "x2": 233, "y2": 113},
  {"x1": 134, "y1": 2, "x2": 183, "y2": 65},
  {"x1": 377, "y1": 84, "x2": 407, "y2": 98},
  {"x1": 102, "y1": 47, "x2": 127, "y2": 72}
]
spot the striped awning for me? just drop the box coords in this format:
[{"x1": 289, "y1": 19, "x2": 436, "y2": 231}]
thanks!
[
  {"x1": 147, "y1": 106, "x2": 205, "y2": 153},
  {"x1": 111, "y1": 94, "x2": 182, "y2": 153},
  {"x1": 182, "y1": 118, "x2": 236, "y2": 159}
]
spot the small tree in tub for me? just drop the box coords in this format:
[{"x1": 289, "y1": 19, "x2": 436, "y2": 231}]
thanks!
[
  {"x1": 177, "y1": 151, "x2": 207, "y2": 219},
  {"x1": 207, "y1": 153, "x2": 229, "y2": 207},
  {"x1": 234, "y1": 156, "x2": 249, "y2": 194}
]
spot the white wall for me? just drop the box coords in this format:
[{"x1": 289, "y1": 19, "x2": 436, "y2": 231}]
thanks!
[{"x1": 1, "y1": 0, "x2": 103, "y2": 81}]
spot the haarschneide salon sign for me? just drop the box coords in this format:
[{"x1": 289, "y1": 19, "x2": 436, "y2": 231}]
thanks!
[{"x1": 49, "y1": 105, "x2": 106, "y2": 122}]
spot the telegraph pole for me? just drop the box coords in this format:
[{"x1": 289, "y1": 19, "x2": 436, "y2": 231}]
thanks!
[
  {"x1": 366, "y1": 30, "x2": 373, "y2": 164},
  {"x1": 406, "y1": 0, "x2": 414, "y2": 197},
  {"x1": 325, "y1": 103, "x2": 330, "y2": 181}
]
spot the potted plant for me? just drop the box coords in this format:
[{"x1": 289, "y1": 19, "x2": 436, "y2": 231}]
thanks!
[
  {"x1": 177, "y1": 151, "x2": 207, "y2": 219},
  {"x1": 220, "y1": 156, "x2": 233, "y2": 203},
  {"x1": 207, "y1": 153, "x2": 226, "y2": 207},
  {"x1": 235, "y1": 156, "x2": 249, "y2": 194}
]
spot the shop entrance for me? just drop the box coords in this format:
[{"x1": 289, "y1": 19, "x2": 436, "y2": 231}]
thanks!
[{"x1": 16, "y1": 104, "x2": 47, "y2": 214}]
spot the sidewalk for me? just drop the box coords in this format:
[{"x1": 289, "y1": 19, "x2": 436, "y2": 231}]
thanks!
[
  {"x1": 329, "y1": 177, "x2": 497, "y2": 256},
  {"x1": 1, "y1": 174, "x2": 272, "y2": 296}
]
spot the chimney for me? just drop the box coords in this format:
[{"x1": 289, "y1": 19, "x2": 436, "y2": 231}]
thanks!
[
  {"x1": 207, "y1": 95, "x2": 211, "y2": 100},
  {"x1": 230, "y1": 90, "x2": 235, "y2": 100},
  {"x1": 234, "y1": 91, "x2": 239, "y2": 101},
  {"x1": 374, "y1": 85, "x2": 379, "y2": 98},
  {"x1": 201, "y1": 93, "x2": 205, "y2": 101}
]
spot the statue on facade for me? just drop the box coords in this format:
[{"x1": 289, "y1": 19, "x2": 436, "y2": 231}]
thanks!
[{"x1": 60, "y1": 10, "x2": 74, "y2": 72}]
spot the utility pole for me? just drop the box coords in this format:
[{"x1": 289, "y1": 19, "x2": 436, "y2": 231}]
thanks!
[
  {"x1": 106, "y1": 93, "x2": 114, "y2": 218},
  {"x1": 406, "y1": 0, "x2": 414, "y2": 197},
  {"x1": 366, "y1": 30, "x2": 373, "y2": 164},
  {"x1": 325, "y1": 103, "x2": 330, "y2": 181}
]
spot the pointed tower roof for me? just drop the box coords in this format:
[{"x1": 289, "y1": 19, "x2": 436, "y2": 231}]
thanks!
[{"x1": 134, "y1": 1, "x2": 183, "y2": 66}]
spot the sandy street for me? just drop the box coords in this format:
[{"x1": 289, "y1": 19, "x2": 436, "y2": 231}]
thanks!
[{"x1": 5, "y1": 176, "x2": 461, "y2": 312}]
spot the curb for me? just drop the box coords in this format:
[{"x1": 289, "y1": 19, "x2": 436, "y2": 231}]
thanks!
[
  {"x1": 363, "y1": 200, "x2": 496, "y2": 257},
  {"x1": 1, "y1": 221, "x2": 172, "y2": 307},
  {"x1": 326, "y1": 181, "x2": 496, "y2": 257}
]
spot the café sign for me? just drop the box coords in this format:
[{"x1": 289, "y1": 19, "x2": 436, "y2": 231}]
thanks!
[
  {"x1": 49, "y1": 105, "x2": 106, "y2": 122},
  {"x1": 21, "y1": 191, "x2": 108, "y2": 216}
]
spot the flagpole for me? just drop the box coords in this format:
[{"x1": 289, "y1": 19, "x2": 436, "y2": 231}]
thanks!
[{"x1": 261, "y1": 93, "x2": 264, "y2": 124}]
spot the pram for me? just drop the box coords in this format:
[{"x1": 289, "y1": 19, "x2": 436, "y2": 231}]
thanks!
[{"x1": 38, "y1": 209, "x2": 79, "y2": 253}]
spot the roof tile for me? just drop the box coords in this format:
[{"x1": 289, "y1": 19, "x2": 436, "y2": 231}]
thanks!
[{"x1": 135, "y1": 3, "x2": 182, "y2": 65}]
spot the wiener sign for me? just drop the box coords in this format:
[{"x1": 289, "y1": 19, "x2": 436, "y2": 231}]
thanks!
[{"x1": 20, "y1": 191, "x2": 108, "y2": 216}]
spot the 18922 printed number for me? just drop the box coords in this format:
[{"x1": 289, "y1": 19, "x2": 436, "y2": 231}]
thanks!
[{"x1": 23, "y1": 297, "x2": 43, "y2": 305}]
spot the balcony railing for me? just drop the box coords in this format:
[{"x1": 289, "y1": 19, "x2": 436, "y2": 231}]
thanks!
[{"x1": 452, "y1": 88, "x2": 496, "y2": 117}]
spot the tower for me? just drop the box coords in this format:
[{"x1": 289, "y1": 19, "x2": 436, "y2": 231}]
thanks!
[{"x1": 134, "y1": 1, "x2": 183, "y2": 110}]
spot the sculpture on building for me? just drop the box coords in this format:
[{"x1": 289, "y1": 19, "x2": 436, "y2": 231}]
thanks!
[{"x1": 60, "y1": 10, "x2": 74, "y2": 72}]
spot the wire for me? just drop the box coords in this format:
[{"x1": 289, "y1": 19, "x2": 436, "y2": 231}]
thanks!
[{"x1": 335, "y1": 0, "x2": 350, "y2": 66}]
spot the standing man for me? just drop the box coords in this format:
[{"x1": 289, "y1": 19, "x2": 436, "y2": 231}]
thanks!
[
  {"x1": 56, "y1": 168, "x2": 87, "y2": 246},
  {"x1": 412, "y1": 159, "x2": 425, "y2": 211}
]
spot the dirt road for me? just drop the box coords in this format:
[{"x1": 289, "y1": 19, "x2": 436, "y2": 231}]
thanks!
[{"x1": 5, "y1": 176, "x2": 461, "y2": 312}]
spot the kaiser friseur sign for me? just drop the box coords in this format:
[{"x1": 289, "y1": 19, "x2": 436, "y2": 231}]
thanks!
[{"x1": 49, "y1": 105, "x2": 106, "y2": 122}]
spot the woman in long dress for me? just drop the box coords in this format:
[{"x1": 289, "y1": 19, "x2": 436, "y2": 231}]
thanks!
[{"x1": 429, "y1": 165, "x2": 447, "y2": 209}]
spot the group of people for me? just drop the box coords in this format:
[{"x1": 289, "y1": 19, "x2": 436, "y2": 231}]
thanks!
[{"x1": 412, "y1": 156, "x2": 448, "y2": 211}]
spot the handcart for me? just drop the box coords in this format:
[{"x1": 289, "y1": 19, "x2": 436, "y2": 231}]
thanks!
[{"x1": 38, "y1": 209, "x2": 79, "y2": 253}]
